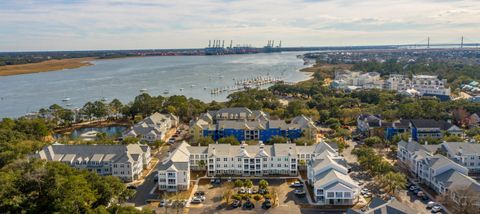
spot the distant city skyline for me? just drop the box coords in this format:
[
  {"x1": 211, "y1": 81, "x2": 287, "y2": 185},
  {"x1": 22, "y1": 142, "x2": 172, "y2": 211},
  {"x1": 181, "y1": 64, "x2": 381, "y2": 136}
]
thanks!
[{"x1": 1, "y1": 0, "x2": 479, "y2": 51}]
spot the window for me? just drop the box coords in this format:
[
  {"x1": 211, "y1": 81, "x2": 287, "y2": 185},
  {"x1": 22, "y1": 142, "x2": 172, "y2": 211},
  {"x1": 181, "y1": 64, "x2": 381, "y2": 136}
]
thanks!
[
  {"x1": 216, "y1": 158, "x2": 220, "y2": 161},
  {"x1": 335, "y1": 192, "x2": 342, "y2": 198},
  {"x1": 224, "y1": 158, "x2": 228, "y2": 161},
  {"x1": 238, "y1": 158, "x2": 242, "y2": 161},
  {"x1": 327, "y1": 192, "x2": 334, "y2": 198}
]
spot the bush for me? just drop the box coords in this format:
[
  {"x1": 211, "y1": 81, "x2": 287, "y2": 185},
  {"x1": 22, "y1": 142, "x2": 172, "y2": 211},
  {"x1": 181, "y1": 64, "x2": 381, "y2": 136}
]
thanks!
[
  {"x1": 232, "y1": 194, "x2": 242, "y2": 200},
  {"x1": 263, "y1": 194, "x2": 272, "y2": 199},
  {"x1": 253, "y1": 194, "x2": 263, "y2": 201},
  {"x1": 234, "y1": 179, "x2": 243, "y2": 188}
]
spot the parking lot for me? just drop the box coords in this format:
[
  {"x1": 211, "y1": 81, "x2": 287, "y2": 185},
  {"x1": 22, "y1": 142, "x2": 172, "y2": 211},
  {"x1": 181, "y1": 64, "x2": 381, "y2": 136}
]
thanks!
[{"x1": 188, "y1": 178, "x2": 308, "y2": 214}]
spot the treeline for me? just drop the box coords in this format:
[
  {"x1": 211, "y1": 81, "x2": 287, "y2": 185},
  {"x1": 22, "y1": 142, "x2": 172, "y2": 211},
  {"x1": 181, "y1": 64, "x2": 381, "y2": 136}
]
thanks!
[{"x1": 0, "y1": 51, "x2": 138, "y2": 66}]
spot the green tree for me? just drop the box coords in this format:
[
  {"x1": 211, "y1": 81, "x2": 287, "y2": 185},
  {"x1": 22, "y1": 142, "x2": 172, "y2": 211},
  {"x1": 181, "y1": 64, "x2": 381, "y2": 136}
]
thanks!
[
  {"x1": 234, "y1": 179, "x2": 244, "y2": 188},
  {"x1": 364, "y1": 136, "x2": 383, "y2": 147},
  {"x1": 269, "y1": 136, "x2": 288, "y2": 144},
  {"x1": 259, "y1": 179, "x2": 269, "y2": 190},
  {"x1": 122, "y1": 136, "x2": 139, "y2": 144},
  {"x1": 376, "y1": 172, "x2": 407, "y2": 195},
  {"x1": 243, "y1": 179, "x2": 253, "y2": 188},
  {"x1": 198, "y1": 136, "x2": 214, "y2": 146},
  {"x1": 218, "y1": 136, "x2": 240, "y2": 145}
]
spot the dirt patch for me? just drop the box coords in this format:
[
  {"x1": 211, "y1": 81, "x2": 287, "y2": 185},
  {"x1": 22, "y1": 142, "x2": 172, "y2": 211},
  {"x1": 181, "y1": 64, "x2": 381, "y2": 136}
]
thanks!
[{"x1": 0, "y1": 57, "x2": 96, "y2": 76}]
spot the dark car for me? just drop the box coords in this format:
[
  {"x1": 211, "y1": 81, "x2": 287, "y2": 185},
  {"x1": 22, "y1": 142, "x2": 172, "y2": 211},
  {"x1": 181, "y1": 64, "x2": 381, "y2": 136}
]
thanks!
[
  {"x1": 421, "y1": 195, "x2": 429, "y2": 201},
  {"x1": 194, "y1": 191, "x2": 205, "y2": 196},
  {"x1": 231, "y1": 199, "x2": 242, "y2": 208},
  {"x1": 126, "y1": 185, "x2": 137, "y2": 190},
  {"x1": 259, "y1": 188, "x2": 268, "y2": 195},
  {"x1": 243, "y1": 199, "x2": 255, "y2": 210},
  {"x1": 262, "y1": 199, "x2": 272, "y2": 209}
]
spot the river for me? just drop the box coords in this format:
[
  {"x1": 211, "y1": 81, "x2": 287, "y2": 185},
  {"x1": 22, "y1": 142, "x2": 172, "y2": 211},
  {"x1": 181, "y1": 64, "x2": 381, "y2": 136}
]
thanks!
[{"x1": 0, "y1": 51, "x2": 310, "y2": 118}]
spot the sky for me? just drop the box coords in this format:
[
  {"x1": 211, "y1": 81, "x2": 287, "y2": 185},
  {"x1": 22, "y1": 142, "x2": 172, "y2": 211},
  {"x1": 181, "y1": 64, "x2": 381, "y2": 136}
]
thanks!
[{"x1": 0, "y1": 0, "x2": 479, "y2": 51}]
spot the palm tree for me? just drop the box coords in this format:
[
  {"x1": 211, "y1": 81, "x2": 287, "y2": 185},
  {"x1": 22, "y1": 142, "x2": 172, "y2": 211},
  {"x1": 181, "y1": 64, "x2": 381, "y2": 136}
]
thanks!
[{"x1": 376, "y1": 172, "x2": 407, "y2": 195}]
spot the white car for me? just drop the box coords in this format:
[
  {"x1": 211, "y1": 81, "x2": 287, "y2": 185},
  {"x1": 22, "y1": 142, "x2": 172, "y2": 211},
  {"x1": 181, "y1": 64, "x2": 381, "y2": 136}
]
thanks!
[
  {"x1": 191, "y1": 197, "x2": 202, "y2": 204},
  {"x1": 290, "y1": 181, "x2": 303, "y2": 187},
  {"x1": 426, "y1": 201, "x2": 436, "y2": 209},
  {"x1": 431, "y1": 205, "x2": 442, "y2": 212},
  {"x1": 159, "y1": 199, "x2": 166, "y2": 207},
  {"x1": 238, "y1": 187, "x2": 246, "y2": 194}
]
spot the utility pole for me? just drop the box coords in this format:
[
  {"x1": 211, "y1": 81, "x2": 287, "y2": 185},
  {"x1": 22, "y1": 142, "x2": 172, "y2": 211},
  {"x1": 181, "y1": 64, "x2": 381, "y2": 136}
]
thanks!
[{"x1": 427, "y1": 37, "x2": 430, "y2": 49}]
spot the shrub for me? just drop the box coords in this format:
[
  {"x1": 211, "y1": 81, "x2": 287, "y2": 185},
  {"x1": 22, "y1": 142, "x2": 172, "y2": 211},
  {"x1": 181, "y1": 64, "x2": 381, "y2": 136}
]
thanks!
[
  {"x1": 253, "y1": 194, "x2": 263, "y2": 201},
  {"x1": 232, "y1": 194, "x2": 242, "y2": 200}
]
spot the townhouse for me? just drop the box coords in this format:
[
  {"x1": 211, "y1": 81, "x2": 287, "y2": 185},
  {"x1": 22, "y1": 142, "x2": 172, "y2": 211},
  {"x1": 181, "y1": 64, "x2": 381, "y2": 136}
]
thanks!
[
  {"x1": 397, "y1": 140, "x2": 480, "y2": 205},
  {"x1": 189, "y1": 107, "x2": 318, "y2": 142},
  {"x1": 356, "y1": 114, "x2": 382, "y2": 136},
  {"x1": 35, "y1": 143, "x2": 151, "y2": 182},
  {"x1": 385, "y1": 74, "x2": 451, "y2": 100},
  {"x1": 157, "y1": 142, "x2": 191, "y2": 192},
  {"x1": 123, "y1": 112, "x2": 178, "y2": 143}
]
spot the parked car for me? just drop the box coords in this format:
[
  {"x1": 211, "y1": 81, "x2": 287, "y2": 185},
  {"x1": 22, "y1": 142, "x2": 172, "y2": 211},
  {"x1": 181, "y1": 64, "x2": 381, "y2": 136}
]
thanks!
[
  {"x1": 252, "y1": 188, "x2": 258, "y2": 194},
  {"x1": 290, "y1": 181, "x2": 303, "y2": 187},
  {"x1": 361, "y1": 188, "x2": 369, "y2": 195},
  {"x1": 238, "y1": 187, "x2": 246, "y2": 194},
  {"x1": 259, "y1": 188, "x2": 268, "y2": 195},
  {"x1": 417, "y1": 191, "x2": 425, "y2": 197},
  {"x1": 210, "y1": 179, "x2": 216, "y2": 184},
  {"x1": 243, "y1": 199, "x2": 255, "y2": 210},
  {"x1": 294, "y1": 189, "x2": 306, "y2": 195},
  {"x1": 191, "y1": 197, "x2": 202, "y2": 204},
  {"x1": 231, "y1": 199, "x2": 242, "y2": 208},
  {"x1": 431, "y1": 205, "x2": 442, "y2": 213},
  {"x1": 427, "y1": 201, "x2": 436, "y2": 209},
  {"x1": 409, "y1": 186, "x2": 418, "y2": 191},
  {"x1": 262, "y1": 199, "x2": 272, "y2": 209},
  {"x1": 194, "y1": 191, "x2": 205, "y2": 196},
  {"x1": 153, "y1": 174, "x2": 158, "y2": 182},
  {"x1": 215, "y1": 179, "x2": 221, "y2": 184},
  {"x1": 413, "y1": 189, "x2": 420, "y2": 195},
  {"x1": 166, "y1": 200, "x2": 174, "y2": 207},
  {"x1": 159, "y1": 199, "x2": 166, "y2": 207},
  {"x1": 421, "y1": 195, "x2": 429, "y2": 201},
  {"x1": 126, "y1": 185, "x2": 137, "y2": 190}
]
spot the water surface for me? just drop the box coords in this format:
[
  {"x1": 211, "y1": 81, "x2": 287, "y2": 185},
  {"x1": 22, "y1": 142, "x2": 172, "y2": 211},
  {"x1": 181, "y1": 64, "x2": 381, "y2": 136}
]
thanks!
[{"x1": 0, "y1": 52, "x2": 309, "y2": 118}]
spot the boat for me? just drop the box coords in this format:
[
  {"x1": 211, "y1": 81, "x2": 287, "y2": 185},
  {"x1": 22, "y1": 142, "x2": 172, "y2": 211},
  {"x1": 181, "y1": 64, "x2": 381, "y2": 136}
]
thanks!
[
  {"x1": 204, "y1": 87, "x2": 207, "y2": 90},
  {"x1": 191, "y1": 84, "x2": 195, "y2": 88},
  {"x1": 163, "y1": 90, "x2": 169, "y2": 94},
  {"x1": 179, "y1": 88, "x2": 184, "y2": 91},
  {"x1": 62, "y1": 97, "x2": 71, "y2": 102},
  {"x1": 101, "y1": 97, "x2": 108, "y2": 102},
  {"x1": 140, "y1": 88, "x2": 148, "y2": 93}
]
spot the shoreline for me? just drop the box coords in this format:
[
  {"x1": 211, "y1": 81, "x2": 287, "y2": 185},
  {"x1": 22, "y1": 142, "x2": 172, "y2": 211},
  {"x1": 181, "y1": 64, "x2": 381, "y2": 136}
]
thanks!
[{"x1": 0, "y1": 57, "x2": 97, "y2": 77}]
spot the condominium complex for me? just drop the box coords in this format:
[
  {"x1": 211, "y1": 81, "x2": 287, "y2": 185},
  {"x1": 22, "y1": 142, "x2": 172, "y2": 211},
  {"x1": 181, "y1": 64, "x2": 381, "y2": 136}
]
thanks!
[
  {"x1": 158, "y1": 141, "x2": 359, "y2": 205},
  {"x1": 385, "y1": 74, "x2": 451, "y2": 99},
  {"x1": 397, "y1": 140, "x2": 480, "y2": 207},
  {"x1": 189, "y1": 107, "x2": 318, "y2": 142},
  {"x1": 331, "y1": 70, "x2": 383, "y2": 90},
  {"x1": 123, "y1": 112, "x2": 178, "y2": 143},
  {"x1": 440, "y1": 142, "x2": 480, "y2": 174},
  {"x1": 34, "y1": 143, "x2": 151, "y2": 182}
]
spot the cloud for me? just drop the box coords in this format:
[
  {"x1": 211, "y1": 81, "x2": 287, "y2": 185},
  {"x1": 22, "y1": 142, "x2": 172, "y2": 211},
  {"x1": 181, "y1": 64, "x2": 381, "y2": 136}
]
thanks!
[{"x1": 0, "y1": 0, "x2": 479, "y2": 51}]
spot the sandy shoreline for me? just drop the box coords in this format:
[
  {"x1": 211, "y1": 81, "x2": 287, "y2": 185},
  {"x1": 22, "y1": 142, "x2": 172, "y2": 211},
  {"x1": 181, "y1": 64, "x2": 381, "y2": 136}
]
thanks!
[{"x1": 0, "y1": 57, "x2": 96, "y2": 76}]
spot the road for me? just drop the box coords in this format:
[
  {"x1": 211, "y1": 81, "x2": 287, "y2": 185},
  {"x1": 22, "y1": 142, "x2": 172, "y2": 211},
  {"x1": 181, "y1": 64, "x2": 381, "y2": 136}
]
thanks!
[{"x1": 129, "y1": 139, "x2": 183, "y2": 206}]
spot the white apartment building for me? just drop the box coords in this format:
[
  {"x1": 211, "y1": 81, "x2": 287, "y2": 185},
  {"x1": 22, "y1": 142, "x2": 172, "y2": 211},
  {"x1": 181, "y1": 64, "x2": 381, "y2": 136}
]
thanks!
[
  {"x1": 308, "y1": 154, "x2": 359, "y2": 205},
  {"x1": 123, "y1": 112, "x2": 178, "y2": 143},
  {"x1": 159, "y1": 141, "x2": 359, "y2": 205},
  {"x1": 35, "y1": 143, "x2": 151, "y2": 182},
  {"x1": 440, "y1": 142, "x2": 480, "y2": 174},
  {"x1": 385, "y1": 74, "x2": 451, "y2": 97},
  {"x1": 331, "y1": 70, "x2": 383, "y2": 90},
  {"x1": 397, "y1": 140, "x2": 480, "y2": 197}
]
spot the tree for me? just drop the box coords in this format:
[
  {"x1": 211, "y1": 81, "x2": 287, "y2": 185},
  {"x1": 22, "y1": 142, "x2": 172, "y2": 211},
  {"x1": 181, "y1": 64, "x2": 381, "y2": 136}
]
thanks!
[
  {"x1": 109, "y1": 99, "x2": 123, "y2": 118},
  {"x1": 269, "y1": 136, "x2": 288, "y2": 144},
  {"x1": 325, "y1": 118, "x2": 341, "y2": 130},
  {"x1": 243, "y1": 179, "x2": 253, "y2": 188},
  {"x1": 218, "y1": 136, "x2": 240, "y2": 145},
  {"x1": 122, "y1": 136, "x2": 139, "y2": 144},
  {"x1": 438, "y1": 188, "x2": 480, "y2": 214},
  {"x1": 198, "y1": 160, "x2": 206, "y2": 168},
  {"x1": 198, "y1": 136, "x2": 214, "y2": 146},
  {"x1": 376, "y1": 172, "x2": 407, "y2": 195},
  {"x1": 152, "y1": 140, "x2": 164, "y2": 149},
  {"x1": 234, "y1": 179, "x2": 244, "y2": 188},
  {"x1": 259, "y1": 179, "x2": 269, "y2": 190},
  {"x1": 364, "y1": 136, "x2": 382, "y2": 147}
]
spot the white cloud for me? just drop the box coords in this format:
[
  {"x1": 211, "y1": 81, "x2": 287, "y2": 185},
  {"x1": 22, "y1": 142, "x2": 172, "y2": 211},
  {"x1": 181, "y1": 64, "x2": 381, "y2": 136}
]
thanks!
[{"x1": 0, "y1": 0, "x2": 479, "y2": 51}]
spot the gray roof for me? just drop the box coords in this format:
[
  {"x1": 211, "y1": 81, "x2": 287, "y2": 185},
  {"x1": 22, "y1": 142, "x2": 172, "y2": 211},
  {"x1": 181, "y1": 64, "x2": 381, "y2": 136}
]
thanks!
[
  {"x1": 313, "y1": 168, "x2": 357, "y2": 188},
  {"x1": 398, "y1": 140, "x2": 426, "y2": 153},
  {"x1": 434, "y1": 169, "x2": 480, "y2": 191},
  {"x1": 423, "y1": 154, "x2": 463, "y2": 171},
  {"x1": 35, "y1": 143, "x2": 148, "y2": 164},
  {"x1": 441, "y1": 142, "x2": 480, "y2": 156},
  {"x1": 347, "y1": 198, "x2": 418, "y2": 214},
  {"x1": 158, "y1": 160, "x2": 189, "y2": 171},
  {"x1": 206, "y1": 143, "x2": 298, "y2": 158}
]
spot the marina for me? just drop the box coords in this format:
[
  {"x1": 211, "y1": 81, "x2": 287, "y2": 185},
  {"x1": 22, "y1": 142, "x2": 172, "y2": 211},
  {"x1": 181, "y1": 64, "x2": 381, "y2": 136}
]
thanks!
[{"x1": 0, "y1": 52, "x2": 310, "y2": 118}]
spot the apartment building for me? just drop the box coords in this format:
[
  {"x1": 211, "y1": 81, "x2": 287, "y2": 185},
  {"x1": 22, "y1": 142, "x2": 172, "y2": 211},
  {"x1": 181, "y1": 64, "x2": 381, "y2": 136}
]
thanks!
[
  {"x1": 331, "y1": 70, "x2": 383, "y2": 90},
  {"x1": 385, "y1": 74, "x2": 451, "y2": 100},
  {"x1": 35, "y1": 143, "x2": 151, "y2": 182},
  {"x1": 440, "y1": 142, "x2": 480, "y2": 174},
  {"x1": 397, "y1": 140, "x2": 480, "y2": 204},
  {"x1": 410, "y1": 119, "x2": 463, "y2": 141},
  {"x1": 347, "y1": 197, "x2": 417, "y2": 214},
  {"x1": 158, "y1": 141, "x2": 358, "y2": 205},
  {"x1": 307, "y1": 154, "x2": 359, "y2": 205},
  {"x1": 189, "y1": 107, "x2": 318, "y2": 142},
  {"x1": 123, "y1": 112, "x2": 178, "y2": 143}
]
